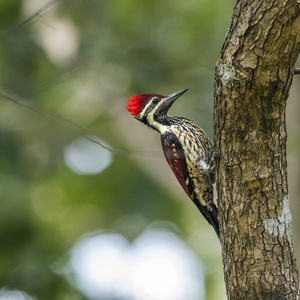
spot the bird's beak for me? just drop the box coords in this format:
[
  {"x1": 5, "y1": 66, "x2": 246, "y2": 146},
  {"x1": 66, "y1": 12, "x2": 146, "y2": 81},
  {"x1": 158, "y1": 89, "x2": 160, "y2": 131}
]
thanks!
[{"x1": 158, "y1": 88, "x2": 188, "y2": 114}]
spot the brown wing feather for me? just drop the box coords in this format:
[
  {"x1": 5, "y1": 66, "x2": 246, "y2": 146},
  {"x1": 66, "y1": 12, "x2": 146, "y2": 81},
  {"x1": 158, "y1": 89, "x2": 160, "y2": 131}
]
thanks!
[{"x1": 161, "y1": 132, "x2": 193, "y2": 199}]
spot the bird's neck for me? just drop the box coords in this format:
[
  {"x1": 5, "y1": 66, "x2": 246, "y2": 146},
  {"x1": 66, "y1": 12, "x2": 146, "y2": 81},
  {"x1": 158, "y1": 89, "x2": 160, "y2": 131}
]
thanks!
[{"x1": 151, "y1": 115, "x2": 177, "y2": 134}]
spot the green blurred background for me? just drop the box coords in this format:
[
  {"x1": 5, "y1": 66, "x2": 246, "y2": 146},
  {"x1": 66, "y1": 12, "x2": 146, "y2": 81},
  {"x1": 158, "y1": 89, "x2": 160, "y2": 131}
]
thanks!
[{"x1": 0, "y1": 0, "x2": 299, "y2": 299}]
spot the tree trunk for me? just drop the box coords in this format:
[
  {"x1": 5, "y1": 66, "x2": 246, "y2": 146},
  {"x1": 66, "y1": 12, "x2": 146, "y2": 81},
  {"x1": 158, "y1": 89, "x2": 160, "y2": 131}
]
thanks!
[{"x1": 214, "y1": 0, "x2": 300, "y2": 299}]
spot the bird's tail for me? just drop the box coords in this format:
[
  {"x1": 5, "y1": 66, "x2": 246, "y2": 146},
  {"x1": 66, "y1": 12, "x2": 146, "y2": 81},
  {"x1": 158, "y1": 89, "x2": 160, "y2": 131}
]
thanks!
[
  {"x1": 208, "y1": 205, "x2": 220, "y2": 238},
  {"x1": 195, "y1": 200, "x2": 220, "y2": 238}
]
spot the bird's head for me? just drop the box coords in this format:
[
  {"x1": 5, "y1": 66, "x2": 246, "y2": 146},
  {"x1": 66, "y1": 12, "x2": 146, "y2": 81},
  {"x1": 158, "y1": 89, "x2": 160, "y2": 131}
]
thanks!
[{"x1": 126, "y1": 88, "x2": 188, "y2": 130}]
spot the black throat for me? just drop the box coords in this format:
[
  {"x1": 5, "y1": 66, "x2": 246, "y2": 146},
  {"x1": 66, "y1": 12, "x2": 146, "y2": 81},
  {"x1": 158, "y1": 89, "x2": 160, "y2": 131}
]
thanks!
[{"x1": 137, "y1": 113, "x2": 173, "y2": 132}]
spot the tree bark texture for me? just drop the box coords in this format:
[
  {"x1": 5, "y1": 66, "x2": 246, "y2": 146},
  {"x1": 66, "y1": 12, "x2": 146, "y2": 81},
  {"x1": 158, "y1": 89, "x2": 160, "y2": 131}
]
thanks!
[{"x1": 214, "y1": 0, "x2": 300, "y2": 299}]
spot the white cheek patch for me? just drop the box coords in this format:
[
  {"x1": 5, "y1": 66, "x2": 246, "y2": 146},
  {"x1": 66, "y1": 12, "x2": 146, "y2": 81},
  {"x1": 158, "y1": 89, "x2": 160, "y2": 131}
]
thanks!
[
  {"x1": 147, "y1": 111, "x2": 154, "y2": 125},
  {"x1": 138, "y1": 101, "x2": 154, "y2": 121}
]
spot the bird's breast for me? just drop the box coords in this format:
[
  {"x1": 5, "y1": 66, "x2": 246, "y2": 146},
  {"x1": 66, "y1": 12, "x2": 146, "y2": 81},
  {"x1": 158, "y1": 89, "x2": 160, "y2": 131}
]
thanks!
[{"x1": 170, "y1": 125, "x2": 210, "y2": 173}]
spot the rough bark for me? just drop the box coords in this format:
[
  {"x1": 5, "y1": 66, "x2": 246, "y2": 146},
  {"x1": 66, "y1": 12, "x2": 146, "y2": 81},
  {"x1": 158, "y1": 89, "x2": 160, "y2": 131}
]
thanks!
[{"x1": 214, "y1": 0, "x2": 300, "y2": 299}]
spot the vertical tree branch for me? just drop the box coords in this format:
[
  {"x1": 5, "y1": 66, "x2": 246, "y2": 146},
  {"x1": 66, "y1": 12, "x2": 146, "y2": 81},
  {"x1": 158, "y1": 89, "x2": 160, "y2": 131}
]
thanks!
[{"x1": 214, "y1": 0, "x2": 300, "y2": 298}]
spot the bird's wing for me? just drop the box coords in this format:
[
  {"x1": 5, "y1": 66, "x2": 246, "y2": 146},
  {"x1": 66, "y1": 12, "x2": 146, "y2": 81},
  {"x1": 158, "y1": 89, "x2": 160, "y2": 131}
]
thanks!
[
  {"x1": 161, "y1": 132, "x2": 193, "y2": 199},
  {"x1": 161, "y1": 132, "x2": 219, "y2": 237}
]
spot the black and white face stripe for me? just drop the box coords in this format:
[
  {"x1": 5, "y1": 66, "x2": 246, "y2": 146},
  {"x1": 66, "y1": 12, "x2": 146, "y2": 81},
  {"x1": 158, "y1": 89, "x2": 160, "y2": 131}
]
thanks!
[{"x1": 136, "y1": 96, "x2": 163, "y2": 125}]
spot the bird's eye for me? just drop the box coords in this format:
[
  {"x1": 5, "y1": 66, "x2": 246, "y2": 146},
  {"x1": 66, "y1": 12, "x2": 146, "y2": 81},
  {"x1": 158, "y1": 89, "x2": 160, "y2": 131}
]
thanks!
[{"x1": 152, "y1": 98, "x2": 159, "y2": 104}]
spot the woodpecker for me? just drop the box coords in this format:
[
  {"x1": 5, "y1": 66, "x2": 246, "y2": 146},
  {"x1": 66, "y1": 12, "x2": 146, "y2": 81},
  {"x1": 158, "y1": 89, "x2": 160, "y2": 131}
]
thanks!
[{"x1": 126, "y1": 89, "x2": 219, "y2": 237}]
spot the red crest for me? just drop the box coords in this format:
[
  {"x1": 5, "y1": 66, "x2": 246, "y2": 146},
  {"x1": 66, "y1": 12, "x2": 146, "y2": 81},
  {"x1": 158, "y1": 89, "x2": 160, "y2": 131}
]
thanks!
[{"x1": 126, "y1": 93, "x2": 164, "y2": 116}]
